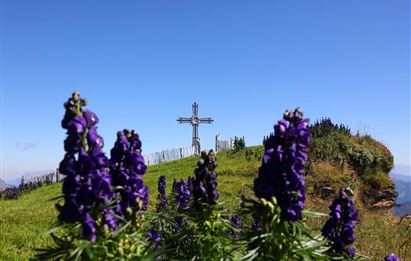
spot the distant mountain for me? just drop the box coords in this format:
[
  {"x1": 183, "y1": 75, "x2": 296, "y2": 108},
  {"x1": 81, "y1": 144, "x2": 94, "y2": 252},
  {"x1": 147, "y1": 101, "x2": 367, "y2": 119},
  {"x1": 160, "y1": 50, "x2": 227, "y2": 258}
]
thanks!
[
  {"x1": 392, "y1": 177, "x2": 411, "y2": 204},
  {"x1": 393, "y1": 201, "x2": 411, "y2": 217},
  {"x1": 390, "y1": 165, "x2": 411, "y2": 216},
  {"x1": 0, "y1": 178, "x2": 12, "y2": 191},
  {"x1": 390, "y1": 165, "x2": 411, "y2": 180}
]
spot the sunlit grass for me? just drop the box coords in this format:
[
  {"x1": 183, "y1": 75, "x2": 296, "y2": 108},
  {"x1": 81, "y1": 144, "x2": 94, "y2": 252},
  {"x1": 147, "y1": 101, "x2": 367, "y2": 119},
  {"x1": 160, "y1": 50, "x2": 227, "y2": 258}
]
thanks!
[{"x1": 0, "y1": 146, "x2": 409, "y2": 260}]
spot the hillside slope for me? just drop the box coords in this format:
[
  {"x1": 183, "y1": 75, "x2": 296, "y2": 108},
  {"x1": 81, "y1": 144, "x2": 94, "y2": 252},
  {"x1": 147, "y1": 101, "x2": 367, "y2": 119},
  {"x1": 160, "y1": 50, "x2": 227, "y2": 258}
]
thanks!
[{"x1": 0, "y1": 125, "x2": 409, "y2": 260}]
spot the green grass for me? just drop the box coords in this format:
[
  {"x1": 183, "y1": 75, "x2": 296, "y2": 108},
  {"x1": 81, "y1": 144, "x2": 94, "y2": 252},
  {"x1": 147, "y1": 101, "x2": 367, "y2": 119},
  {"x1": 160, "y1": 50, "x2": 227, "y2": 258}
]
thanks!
[
  {"x1": 0, "y1": 146, "x2": 410, "y2": 260},
  {"x1": 0, "y1": 147, "x2": 261, "y2": 260},
  {"x1": 0, "y1": 184, "x2": 60, "y2": 260}
]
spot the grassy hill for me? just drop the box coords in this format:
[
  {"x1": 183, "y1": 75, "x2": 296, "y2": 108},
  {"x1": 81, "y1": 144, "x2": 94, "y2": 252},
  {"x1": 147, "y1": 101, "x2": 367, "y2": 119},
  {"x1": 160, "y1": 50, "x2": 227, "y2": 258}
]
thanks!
[{"x1": 1, "y1": 127, "x2": 410, "y2": 260}]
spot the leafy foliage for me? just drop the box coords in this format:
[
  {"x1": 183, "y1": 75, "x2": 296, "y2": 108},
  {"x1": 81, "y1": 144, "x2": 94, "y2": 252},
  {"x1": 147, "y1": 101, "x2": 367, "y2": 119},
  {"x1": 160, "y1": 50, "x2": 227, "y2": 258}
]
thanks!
[
  {"x1": 242, "y1": 197, "x2": 331, "y2": 261},
  {"x1": 307, "y1": 118, "x2": 394, "y2": 203},
  {"x1": 33, "y1": 94, "x2": 402, "y2": 260}
]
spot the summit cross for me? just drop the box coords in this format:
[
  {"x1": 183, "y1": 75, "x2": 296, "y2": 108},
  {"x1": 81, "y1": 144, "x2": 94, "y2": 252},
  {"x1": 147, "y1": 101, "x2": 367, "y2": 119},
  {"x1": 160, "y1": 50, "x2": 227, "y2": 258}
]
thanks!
[{"x1": 177, "y1": 102, "x2": 213, "y2": 155}]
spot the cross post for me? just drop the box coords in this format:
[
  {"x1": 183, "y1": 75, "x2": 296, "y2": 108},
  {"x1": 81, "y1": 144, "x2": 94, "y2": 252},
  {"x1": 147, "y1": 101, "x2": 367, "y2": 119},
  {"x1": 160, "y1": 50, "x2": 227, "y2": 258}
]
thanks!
[{"x1": 177, "y1": 102, "x2": 213, "y2": 155}]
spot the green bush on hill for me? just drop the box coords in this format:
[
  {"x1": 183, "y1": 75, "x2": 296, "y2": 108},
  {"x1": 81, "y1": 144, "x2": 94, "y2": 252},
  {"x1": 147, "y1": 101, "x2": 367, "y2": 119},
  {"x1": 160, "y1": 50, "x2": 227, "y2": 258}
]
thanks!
[{"x1": 308, "y1": 118, "x2": 394, "y2": 202}]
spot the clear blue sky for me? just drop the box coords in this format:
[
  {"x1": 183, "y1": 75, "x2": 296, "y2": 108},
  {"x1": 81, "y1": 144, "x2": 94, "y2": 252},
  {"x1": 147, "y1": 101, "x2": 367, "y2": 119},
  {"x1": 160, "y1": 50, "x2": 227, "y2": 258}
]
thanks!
[{"x1": 1, "y1": 0, "x2": 410, "y2": 181}]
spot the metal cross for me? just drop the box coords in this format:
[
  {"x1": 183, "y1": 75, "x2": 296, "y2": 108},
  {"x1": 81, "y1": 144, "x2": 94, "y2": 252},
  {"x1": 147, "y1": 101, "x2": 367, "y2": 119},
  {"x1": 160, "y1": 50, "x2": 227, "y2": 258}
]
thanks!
[{"x1": 177, "y1": 102, "x2": 213, "y2": 155}]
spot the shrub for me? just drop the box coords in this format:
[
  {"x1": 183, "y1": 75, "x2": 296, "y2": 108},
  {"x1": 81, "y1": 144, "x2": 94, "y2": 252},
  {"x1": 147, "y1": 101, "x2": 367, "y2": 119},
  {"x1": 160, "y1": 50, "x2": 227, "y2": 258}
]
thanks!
[{"x1": 234, "y1": 136, "x2": 246, "y2": 151}]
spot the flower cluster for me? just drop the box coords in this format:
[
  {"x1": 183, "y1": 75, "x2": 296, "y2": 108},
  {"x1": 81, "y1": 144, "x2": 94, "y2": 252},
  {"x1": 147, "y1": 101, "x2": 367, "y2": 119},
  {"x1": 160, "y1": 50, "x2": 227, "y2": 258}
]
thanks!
[
  {"x1": 228, "y1": 214, "x2": 240, "y2": 237},
  {"x1": 231, "y1": 215, "x2": 240, "y2": 229},
  {"x1": 58, "y1": 92, "x2": 116, "y2": 241},
  {"x1": 322, "y1": 188, "x2": 358, "y2": 258},
  {"x1": 156, "y1": 175, "x2": 168, "y2": 211},
  {"x1": 50, "y1": 95, "x2": 404, "y2": 260},
  {"x1": 109, "y1": 129, "x2": 149, "y2": 218},
  {"x1": 253, "y1": 108, "x2": 311, "y2": 222},
  {"x1": 174, "y1": 179, "x2": 191, "y2": 211},
  {"x1": 187, "y1": 176, "x2": 194, "y2": 193},
  {"x1": 146, "y1": 228, "x2": 161, "y2": 251},
  {"x1": 384, "y1": 253, "x2": 401, "y2": 261},
  {"x1": 192, "y1": 150, "x2": 220, "y2": 205}
]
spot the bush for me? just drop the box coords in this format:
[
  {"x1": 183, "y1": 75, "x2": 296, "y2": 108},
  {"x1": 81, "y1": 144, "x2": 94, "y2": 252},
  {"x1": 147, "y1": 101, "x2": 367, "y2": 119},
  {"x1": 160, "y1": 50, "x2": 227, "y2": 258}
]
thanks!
[
  {"x1": 363, "y1": 171, "x2": 393, "y2": 191},
  {"x1": 234, "y1": 136, "x2": 246, "y2": 151}
]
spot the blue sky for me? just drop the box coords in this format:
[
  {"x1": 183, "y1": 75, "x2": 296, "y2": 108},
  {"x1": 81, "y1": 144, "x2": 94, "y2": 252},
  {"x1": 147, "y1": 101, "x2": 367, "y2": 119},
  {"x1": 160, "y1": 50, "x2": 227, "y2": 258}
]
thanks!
[{"x1": 1, "y1": 0, "x2": 410, "y2": 181}]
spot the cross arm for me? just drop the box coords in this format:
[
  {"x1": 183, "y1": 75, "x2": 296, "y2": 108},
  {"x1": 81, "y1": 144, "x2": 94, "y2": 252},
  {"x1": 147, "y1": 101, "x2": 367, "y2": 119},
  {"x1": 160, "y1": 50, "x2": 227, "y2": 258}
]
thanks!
[
  {"x1": 199, "y1": 117, "x2": 214, "y2": 124},
  {"x1": 177, "y1": 117, "x2": 192, "y2": 123}
]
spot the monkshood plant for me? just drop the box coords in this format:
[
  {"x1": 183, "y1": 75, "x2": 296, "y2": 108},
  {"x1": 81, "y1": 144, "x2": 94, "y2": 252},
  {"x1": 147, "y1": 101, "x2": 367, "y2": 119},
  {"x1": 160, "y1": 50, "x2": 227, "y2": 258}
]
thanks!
[
  {"x1": 36, "y1": 93, "x2": 155, "y2": 260},
  {"x1": 149, "y1": 177, "x2": 192, "y2": 259},
  {"x1": 322, "y1": 188, "x2": 358, "y2": 259},
  {"x1": 383, "y1": 253, "x2": 401, "y2": 261},
  {"x1": 38, "y1": 93, "x2": 383, "y2": 260},
  {"x1": 242, "y1": 108, "x2": 348, "y2": 260},
  {"x1": 156, "y1": 151, "x2": 241, "y2": 260},
  {"x1": 109, "y1": 129, "x2": 149, "y2": 221}
]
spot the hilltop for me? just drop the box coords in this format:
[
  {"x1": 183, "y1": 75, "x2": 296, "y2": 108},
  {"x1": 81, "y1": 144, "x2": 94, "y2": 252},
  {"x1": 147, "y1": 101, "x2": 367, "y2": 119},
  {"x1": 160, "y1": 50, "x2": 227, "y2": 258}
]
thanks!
[
  {"x1": 306, "y1": 118, "x2": 397, "y2": 206},
  {"x1": 0, "y1": 119, "x2": 409, "y2": 260}
]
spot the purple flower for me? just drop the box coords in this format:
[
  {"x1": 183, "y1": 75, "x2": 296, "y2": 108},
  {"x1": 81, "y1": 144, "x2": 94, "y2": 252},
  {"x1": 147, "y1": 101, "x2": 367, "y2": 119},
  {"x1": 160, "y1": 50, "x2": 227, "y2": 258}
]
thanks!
[
  {"x1": 174, "y1": 179, "x2": 190, "y2": 211},
  {"x1": 83, "y1": 110, "x2": 99, "y2": 127},
  {"x1": 102, "y1": 209, "x2": 118, "y2": 232},
  {"x1": 228, "y1": 215, "x2": 240, "y2": 237},
  {"x1": 384, "y1": 253, "x2": 401, "y2": 261},
  {"x1": 58, "y1": 92, "x2": 117, "y2": 241},
  {"x1": 81, "y1": 213, "x2": 97, "y2": 242},
  {"x1": 253, "y1": 108, "x2": 310, "y2": 222},
  {"x1": 187, "y1": 176, "x2": 194, "y2": 193},
  {"x1": 231, "y1": 215, "x2": 240, "y2": 229},
  {"x1": 322, "y1": 188, "x2": 358, "y2": 258},
  {"x1": 156, "y1": 175, "x2": 168, "y2": 211},
  {"x1": 109, "y1": 129, "x2": 149, "y2": 217},
  {"x1": 173, "y1": 216, "x2": 187, "y2": 234},
  {"x1": 193, "y1": 150, "x2": 220, "y2": 205},
  {"x1": 146, "y1": 229, "x2": 161, "y2": 243}
]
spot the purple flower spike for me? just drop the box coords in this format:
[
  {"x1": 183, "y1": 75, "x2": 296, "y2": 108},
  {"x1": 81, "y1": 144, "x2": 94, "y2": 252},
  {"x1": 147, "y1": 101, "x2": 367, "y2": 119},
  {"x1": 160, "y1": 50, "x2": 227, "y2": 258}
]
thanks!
[
  {"x1": 193, "y1": 150, "x2": 220, "y2": 205},
  {"x1": 174, "y1": 179, "x2": 191, "y2": 211},
  {"x1": 146, "y1": 229, "x2": 161, "y2": 243},
  {"x1": 109, "y1": 129, "x2": 149, "y2": 217},
  {"x1": 102, "y1": 208, "x2": 118, "y2": 232},
  {"x1": 81, "y1": 213, "x2": 97, "y2": 242},
  {"x1": 146, "y1": 228, "x2": 161, "y2": 251},
  {"x1": 58, "y1": 92, "x2": 117, "y2": 241},
  {"x1": 156, "y1": 175, "x2": 168, "y2": 211},
  {"x1": 254, "y1": 108, "x2": 310, "y2": 222},
  {"x1": 384, "y1": 253, "x2": 401, "y2": 261},
  {"x1": 83, "y1": 110, "x2": 99, "y2": 127},
  {"x1": 322, "y1": 188, "x2": 358, "y2": 258},
  {"x1": 231, "y1": 215, "x2": 240, "y2": 229}
]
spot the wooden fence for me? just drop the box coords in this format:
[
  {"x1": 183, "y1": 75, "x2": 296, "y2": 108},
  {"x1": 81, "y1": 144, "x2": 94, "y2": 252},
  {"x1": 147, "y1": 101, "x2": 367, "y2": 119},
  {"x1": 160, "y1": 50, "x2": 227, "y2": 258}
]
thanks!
[
  {"x1": 19, "y1": 135, "x2": 237, "y2": 185},
  {"x1": 143, "y1": 146, "x2": 196, "y2": 166},
  {"x1": 20, "y1": 169, "x2": 63, "y2": 186},
  {"x1": 215, "y1": 134, "x2": 234, "y2": 152},
  {"x1": 19, "y1": 146, "x2": 196, "y2": 186}
]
